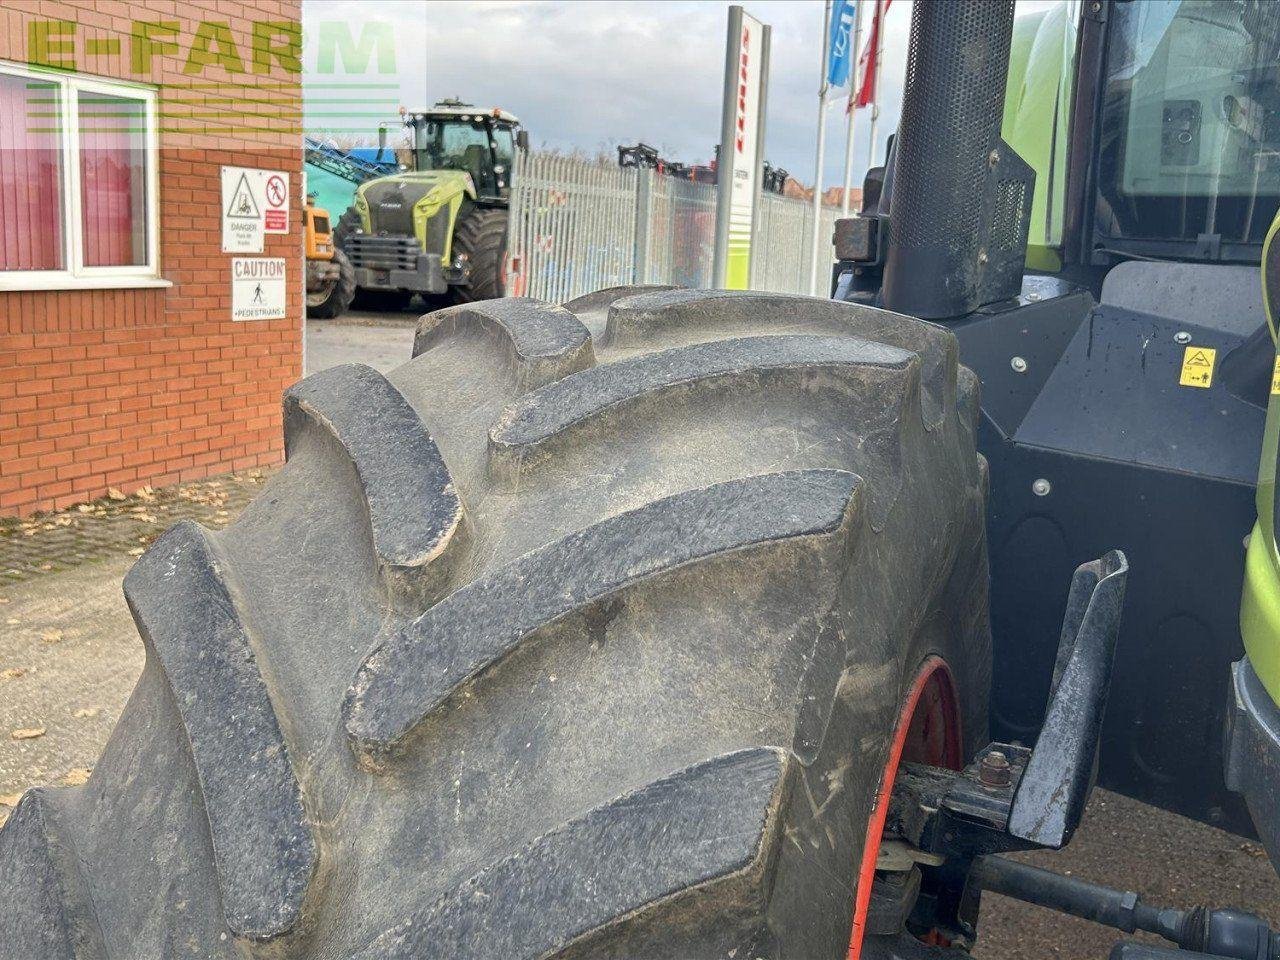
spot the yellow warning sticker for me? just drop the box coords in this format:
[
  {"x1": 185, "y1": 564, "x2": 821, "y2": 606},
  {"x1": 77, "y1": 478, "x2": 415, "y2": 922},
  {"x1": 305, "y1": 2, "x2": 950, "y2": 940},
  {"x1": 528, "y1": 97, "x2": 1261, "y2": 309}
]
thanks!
[
  {"x1": 1271, "y1": 355, "x2": 1280, "y2": 395},
  {"x1": 1179, "y1": 346, "x2": 1216, "y2": 388}
]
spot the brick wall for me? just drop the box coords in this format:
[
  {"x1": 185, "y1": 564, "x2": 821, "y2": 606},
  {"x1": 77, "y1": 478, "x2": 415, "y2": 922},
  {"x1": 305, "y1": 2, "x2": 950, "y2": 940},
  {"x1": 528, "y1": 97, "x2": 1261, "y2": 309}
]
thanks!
[{"x1": 0, "y1": 0, "x2": 303, "y2": 516}]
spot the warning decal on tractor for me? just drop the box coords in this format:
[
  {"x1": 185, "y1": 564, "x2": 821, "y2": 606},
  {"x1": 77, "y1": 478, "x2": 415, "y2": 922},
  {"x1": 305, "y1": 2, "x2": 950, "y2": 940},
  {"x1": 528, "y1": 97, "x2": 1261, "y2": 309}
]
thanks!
[
  {"x1": 1271, "y1": 355, "x2": 1280, "y2": 395},
  {"x1": 1178, "y1": 346, "x2": 1216, "y2": 389}
]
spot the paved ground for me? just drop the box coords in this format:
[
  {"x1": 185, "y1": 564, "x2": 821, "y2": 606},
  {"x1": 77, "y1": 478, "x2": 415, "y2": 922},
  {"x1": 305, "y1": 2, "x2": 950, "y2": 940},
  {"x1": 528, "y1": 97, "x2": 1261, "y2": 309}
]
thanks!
[
  {"x1": 305, "y1": 311, "x2": 415, "y2": 375},
  {"x1": 1, "y1": 313, "x2": 1277, "y2": 958}
]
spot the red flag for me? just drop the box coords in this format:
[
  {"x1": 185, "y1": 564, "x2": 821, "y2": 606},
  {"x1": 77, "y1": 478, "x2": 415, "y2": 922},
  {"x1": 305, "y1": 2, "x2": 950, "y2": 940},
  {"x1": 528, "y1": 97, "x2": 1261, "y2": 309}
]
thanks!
[{"x1": 850, "y1": 0, "x2": 891, "y2": 112}]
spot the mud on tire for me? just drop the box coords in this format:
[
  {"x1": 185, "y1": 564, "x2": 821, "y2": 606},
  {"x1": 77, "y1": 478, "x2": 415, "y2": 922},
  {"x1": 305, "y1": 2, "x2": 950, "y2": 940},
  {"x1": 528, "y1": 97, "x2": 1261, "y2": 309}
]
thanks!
[{"x1": 0, "y1": 289, "x2": 991, "y2": 960}]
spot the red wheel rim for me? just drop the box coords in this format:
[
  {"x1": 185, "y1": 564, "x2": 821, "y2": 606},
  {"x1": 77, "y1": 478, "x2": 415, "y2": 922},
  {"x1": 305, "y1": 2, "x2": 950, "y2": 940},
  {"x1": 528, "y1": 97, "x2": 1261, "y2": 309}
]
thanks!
[{"x1": 847, "y1": 656, "x2": 962, "y2": 960}]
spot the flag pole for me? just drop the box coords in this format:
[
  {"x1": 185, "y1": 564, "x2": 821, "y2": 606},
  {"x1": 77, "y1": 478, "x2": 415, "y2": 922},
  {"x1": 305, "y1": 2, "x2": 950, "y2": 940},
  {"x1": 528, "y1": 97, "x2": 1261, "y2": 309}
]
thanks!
[
  {"x1": 808, "y1": 0, "x2": 834, "y2": 297},
  {"x1": 839, "y1": 0, "x2": 864, "y2": 216},
  {"x1": 866, "y1": 0, "x2": 886, "y2": 169}
]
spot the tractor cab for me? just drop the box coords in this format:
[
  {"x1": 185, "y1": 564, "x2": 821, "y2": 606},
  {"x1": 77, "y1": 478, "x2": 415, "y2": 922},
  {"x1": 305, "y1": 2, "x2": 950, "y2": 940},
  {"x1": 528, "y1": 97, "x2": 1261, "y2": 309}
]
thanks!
[{"x1": 401, "y1": 99, "x2": 523, "y2": 202}]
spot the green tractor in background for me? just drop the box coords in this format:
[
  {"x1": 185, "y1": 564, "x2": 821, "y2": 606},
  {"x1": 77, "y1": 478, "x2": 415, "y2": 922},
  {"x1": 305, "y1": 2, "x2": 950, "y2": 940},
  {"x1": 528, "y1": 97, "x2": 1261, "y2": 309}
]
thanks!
[{"x1": 334, "y1": 99, "x2": 525, "y2": 309}]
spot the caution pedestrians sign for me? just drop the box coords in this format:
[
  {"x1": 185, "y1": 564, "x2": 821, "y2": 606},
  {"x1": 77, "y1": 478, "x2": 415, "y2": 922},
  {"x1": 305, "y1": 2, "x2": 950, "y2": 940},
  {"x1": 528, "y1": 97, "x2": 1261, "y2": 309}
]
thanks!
[{"x1": 231, "y1": 258, "x2": 287, "y2": 321}]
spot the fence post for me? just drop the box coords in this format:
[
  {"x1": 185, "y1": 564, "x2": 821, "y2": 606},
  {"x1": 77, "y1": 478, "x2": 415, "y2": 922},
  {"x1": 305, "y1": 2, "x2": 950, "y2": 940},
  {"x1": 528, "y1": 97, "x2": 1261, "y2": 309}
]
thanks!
[{"x1": 633, "y1": 168, "x2": 653, "y2": 284}]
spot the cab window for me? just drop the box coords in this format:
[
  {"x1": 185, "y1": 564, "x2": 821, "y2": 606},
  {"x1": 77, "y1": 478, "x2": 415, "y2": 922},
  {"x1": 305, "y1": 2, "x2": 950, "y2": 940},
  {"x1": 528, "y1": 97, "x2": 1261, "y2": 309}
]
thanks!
[{"x1": 1096, "y1": 0, "x2": 1280, "y2": 257}]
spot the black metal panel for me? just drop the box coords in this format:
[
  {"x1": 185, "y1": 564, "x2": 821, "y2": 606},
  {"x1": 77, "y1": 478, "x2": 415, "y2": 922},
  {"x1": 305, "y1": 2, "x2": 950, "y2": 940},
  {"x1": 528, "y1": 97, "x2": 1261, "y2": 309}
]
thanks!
[
  {"x1": 955, "y1": 277, "x2": 1091, "y2": 437},
  {"x1": 954, "y1": 292, "x2": 1266, "y2": 834},
  {"x1": 1017, "y1": 307, "x2": 1263, "y2": 481}
]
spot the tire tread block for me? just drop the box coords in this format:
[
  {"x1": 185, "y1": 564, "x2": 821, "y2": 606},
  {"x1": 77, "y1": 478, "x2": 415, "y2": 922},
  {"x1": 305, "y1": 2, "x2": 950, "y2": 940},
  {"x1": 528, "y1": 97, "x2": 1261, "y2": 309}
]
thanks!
[
  {"x1": 354, "y1": 748, "x2": 791, "y2": 960},
  {"x1": 285, "y1": 363, "x2": 466, "y2": 598},
  {"x1": 343, "y1": 470, "x2": 863, "y2": 765},
  {"x1": 413, "y1": 298, "x2": 595, "y2": 390},
  {"x1": 602, "y1": 289, "x2": 956, "y2": 427},
  {"x1": 0, "y1": 789, "x2": 105, "y2": 960},
  {"x1": 124, "y1": 521, "x2": 315, "y2": 941},
  {"x1": 489, "y1": 335, "x2": 914, "y2": 473}
]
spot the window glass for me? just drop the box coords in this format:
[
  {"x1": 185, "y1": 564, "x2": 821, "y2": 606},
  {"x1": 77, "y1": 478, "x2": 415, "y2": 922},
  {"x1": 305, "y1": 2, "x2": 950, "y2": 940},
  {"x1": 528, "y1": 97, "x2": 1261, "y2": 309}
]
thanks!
[
  {"x1": 78, "y1": 92, "x2": 148, "y2": 267},
  {"x1": 0, "y1": 72, "x2": 64, "y2": 270},
  {"x1": 1003, "y1": 2, "x2": 1080, "y2": 257},
  {"x1": 492, "y1": 125, "x2": 515, "y2": 169},
  {"x1": 1097, "y1": 0, "x2": 1280, "y2": 249},
  {"x1": 416, "y1": 118, "x2": 497, "y2": 194}
]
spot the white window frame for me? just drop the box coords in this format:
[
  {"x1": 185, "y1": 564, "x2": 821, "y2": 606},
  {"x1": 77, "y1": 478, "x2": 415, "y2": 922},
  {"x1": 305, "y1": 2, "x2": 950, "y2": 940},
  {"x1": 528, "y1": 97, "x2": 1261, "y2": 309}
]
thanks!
[{"x1": 0, "y1": 61, "x2": 165, "y2": 291}]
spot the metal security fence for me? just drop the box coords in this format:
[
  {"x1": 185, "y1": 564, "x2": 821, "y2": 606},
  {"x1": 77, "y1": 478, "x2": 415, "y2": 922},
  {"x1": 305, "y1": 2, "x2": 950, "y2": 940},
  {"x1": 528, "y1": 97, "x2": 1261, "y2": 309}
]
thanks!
[
  {"x1": 751, "y1": 193, "x2": 841, "y2": 294},
  {"x1": 507, "y1": 153, "x2": 638, "y2": 304},
  {"x1": 507, "y1": 152, "x2": 839, "y2": 301},
  {"x1": 642, "y1": 175, "x2": 718, "y2": 289}
]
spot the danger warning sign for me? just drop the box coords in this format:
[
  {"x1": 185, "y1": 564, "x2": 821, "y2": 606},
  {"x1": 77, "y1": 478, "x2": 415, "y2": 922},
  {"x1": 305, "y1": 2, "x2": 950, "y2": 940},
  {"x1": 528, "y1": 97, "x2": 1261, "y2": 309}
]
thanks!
[
  {"x1": 1178, "y1": 345, "x2": 1216, "y2": 389},
  {"x1": 221, "y1": 166, "x2": 290, "y2": 252}
]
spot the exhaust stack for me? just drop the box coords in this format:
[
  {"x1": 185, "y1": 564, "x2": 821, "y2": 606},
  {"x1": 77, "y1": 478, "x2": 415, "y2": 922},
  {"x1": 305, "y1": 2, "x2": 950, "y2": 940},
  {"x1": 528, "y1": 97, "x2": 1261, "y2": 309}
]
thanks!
[{"x1": 881, "y1": 0, "x2": 1033, "y2": 320}]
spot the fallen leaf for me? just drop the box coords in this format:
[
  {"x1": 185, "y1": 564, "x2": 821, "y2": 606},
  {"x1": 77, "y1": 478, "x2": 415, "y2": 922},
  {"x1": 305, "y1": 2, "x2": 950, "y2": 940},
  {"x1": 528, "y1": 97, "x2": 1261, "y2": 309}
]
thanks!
[
  {"x1": 10, "y1": 726, "x2": 45, "y2": 740},
  {"x1": 5, "y1": 618, "x2": 18, "y2": 626},
  {"x1": 107, "y1": 487, "x2": 126, "y2": 501},
  {"x1": 38, "y1": 563, "x2": 52, "y2": 571},
  {"x1": 128, "y1": 547, "x2": 145, "y2": 557},
  {"x1": 0, "y1": 597, "x2": 9, "y2": 604},
  {"x1": 39, "y1": 629, "x2": 62, "y2": 644},
  {"x1": 72, "y1": 707, "x2": 99, "y2": 719},
  {"x1": 0, "y1": 792, "x2": 21, "y2": 807},
  {"x1": 2, "y1": 668, "x2": 26, "y2": 680},
  {"x1": 77, "y1": 504, "x2": 93, "y2": 513},
  {"x1": 61, "y1": 768, "x2": 91, "y2": 786}
]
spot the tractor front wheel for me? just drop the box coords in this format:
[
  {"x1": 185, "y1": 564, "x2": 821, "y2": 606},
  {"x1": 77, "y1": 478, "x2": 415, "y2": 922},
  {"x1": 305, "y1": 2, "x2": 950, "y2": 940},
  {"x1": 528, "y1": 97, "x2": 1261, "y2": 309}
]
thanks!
[
  {"x1": 306, "y1": 248, "x2": 357, "y2": 320},
  {"x1": 0, "y1": 289, "x2": 992, "y2": 959},
  {"x1": 450, "y1": 207, "x2": 508, "y2": 303}
]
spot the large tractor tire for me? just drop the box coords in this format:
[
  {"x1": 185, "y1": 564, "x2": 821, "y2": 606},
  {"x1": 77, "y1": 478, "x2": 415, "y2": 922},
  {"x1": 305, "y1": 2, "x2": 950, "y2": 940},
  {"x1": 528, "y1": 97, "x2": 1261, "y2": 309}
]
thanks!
[
  {"x1": 0, "y1": 290, "x2": 991, "y2": 959},
  {"x1": 306, "y1": 248, "x2": 357, "y2": 320},
  {"x1": 450, "y1": 207, "x2": 508, "y2": 303},
  {"x1": 332, "y1": 205, "x2": 362, "y2": 249}
]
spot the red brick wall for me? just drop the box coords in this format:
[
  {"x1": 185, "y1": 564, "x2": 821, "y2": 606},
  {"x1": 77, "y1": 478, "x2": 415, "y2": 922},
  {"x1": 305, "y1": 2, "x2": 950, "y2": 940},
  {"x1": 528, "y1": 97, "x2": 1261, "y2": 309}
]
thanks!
[{"x1": 0, "y1": 0, "x2": 303, "y2": 516}]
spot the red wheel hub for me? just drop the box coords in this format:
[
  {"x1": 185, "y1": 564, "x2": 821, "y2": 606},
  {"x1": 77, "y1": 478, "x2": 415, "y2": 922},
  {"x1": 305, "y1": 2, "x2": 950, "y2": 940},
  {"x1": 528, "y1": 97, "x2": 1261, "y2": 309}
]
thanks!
[{"x1": 847, "y1": 656, "x2": 962, "y2": 960}]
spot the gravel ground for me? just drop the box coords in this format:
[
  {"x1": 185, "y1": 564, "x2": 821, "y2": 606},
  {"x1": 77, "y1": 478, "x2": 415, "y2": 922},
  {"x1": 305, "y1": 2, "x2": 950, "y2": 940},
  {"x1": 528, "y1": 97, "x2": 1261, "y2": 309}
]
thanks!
[{"x1": 1, "y1": 312, "x2": 1276, "y2": 958}]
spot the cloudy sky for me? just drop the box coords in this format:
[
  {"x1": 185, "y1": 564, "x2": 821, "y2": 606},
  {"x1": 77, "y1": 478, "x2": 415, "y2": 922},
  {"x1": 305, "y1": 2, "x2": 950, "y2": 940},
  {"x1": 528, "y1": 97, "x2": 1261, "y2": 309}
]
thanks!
[{"x1": 301, "y1": 1, "x2": 1041, "y2": 191}]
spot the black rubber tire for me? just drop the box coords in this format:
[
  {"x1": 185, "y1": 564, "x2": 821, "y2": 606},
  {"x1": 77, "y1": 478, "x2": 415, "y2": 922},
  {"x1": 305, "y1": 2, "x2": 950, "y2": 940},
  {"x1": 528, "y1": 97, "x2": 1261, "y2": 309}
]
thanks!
[
  {"x1": 332, "y1": 205, "x2": 362, "y2": 249},
  {"x1": 306, "y1": 248, "x2": 357, "y2": 320},
  {"x1": 449, "y1": 207, "x2": 508, "y2": 303},
  {"x1": 0, "y1": 289, "x2": 991, "y2": 959}
]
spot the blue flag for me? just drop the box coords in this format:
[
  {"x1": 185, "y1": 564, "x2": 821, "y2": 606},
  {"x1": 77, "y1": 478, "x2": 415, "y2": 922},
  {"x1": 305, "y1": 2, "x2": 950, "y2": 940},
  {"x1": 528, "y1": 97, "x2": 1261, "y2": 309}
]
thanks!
[{"x1": 827, "y1": 0, "x2": 859, "y2": 88}]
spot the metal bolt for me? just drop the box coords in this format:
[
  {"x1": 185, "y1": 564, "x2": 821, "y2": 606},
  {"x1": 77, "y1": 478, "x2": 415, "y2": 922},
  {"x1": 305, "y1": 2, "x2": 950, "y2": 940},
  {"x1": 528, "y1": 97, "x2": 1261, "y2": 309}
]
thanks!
[
  {"x1": 979, "y1": 749, "x2": 1012, "y2": 788},
  {"x1": 1032, "y1": 478, "x2": 1051, "y2": 497},
  {"x1": 1010, "y1": 356, "x2": 1028, "y2": 373},
  {"x1": 1174, "y1": 331, "x2": 1192, "y2": 344}
]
